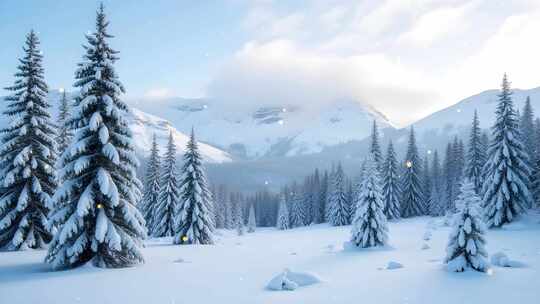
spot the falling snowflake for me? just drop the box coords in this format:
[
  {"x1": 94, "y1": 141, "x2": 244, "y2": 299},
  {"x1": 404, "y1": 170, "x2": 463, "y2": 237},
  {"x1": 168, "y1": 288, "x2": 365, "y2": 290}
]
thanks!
[{"x1": 278, "y1": 120, "x2": 284, "y2": 125}]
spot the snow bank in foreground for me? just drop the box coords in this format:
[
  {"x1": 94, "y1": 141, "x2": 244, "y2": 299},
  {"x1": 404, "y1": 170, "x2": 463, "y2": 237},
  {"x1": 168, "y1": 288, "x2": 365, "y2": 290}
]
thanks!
[
  {"x1": 266, "y1": 268, "x2": 322, "y2": 291},
  {"x1": 386, "y1": 261, "x2": 404, "y2": 270},
  {"x1": 491, "y1": 252, "x2": 526, "y2": 268}
]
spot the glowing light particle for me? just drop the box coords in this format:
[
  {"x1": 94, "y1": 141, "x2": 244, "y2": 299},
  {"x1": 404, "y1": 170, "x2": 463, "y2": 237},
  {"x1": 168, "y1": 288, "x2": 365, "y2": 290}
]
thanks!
[{"x1": 406, "y1": 161, "x2": 413, "y2": 168}]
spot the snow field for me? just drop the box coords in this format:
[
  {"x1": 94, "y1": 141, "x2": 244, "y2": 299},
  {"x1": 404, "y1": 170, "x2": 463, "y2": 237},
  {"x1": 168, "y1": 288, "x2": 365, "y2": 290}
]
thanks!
[{"x1": 1, "y1": 216, "x2": 540, "y2": 304}]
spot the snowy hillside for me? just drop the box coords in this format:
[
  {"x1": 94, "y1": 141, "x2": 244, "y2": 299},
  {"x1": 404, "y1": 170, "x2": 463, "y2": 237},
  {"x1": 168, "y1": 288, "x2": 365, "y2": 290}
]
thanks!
[
  {"x1": 0, "y1": 90, "x2": 231, "y2": 163},
  {"x1": 128, "y1": 97, "x2": 394, "y2": 158},
  {"x1": 412, "y1": 87, "x2": 540, "y2": 137},
  {"x1": 2, "y1": 215, "x2": 539, "y2": 304}
]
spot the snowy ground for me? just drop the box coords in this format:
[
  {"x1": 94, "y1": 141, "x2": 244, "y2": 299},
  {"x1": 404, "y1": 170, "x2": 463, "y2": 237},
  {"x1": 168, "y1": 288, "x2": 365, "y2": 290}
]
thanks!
[{"x1": 1, "y1": 215, "x2": 540, "y2": 304}]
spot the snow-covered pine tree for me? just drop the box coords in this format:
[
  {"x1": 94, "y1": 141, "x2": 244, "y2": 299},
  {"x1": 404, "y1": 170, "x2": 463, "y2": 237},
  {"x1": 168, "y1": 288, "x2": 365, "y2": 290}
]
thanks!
[
  {"x1": 445, "y1": 180, "x2": 488, "y2": 272},
  {"x1": 173, "y1": 129, "x2": 215, "y2": 244},
  {"x1": 0, "y1": 31, "x2": 57, "y2": 251},
  {"x1": 225, "y1": 192, "x2": 234, "y2": 229},
  {"x1": 350, "y1": 155, "x2": 388, "y2": 248},
  {"x1": 247, "y1": 203, "x2": 256, "y2": 233},
  {"x1": 301, "y1": 176, "x2": 313, "y2": 225},
  {"x1": 276, "y1": 194, "x2": 289, "y2": 230},
  {"x1": 532, "y1": 118, "x2": 540, "y2": 208},
  {"x1": 46, "y1": 6, "x2": 145, "y2": 269},
  {"x1": 139, "y1": 134, "x2": 160, "y2": 236},
  {"x1": 443, "y1": 142, "x2": 454, "y2": 212},
  {"x1": 429, "y1": 150, "x2": 445, "y2": 216},
  {"x1": 520, "y1": 96, "x2": 535, "y2": 208},
  {"x1": 422, "y1": 154, "x2": 432, "y2": 215},
  {"x1": 56, "y1": 90, "x2": 74, "y2": 158},
  {"x1": 370, "y1": 120, "x2": 383, "y2": 171},
  {"x1": 153, "y1": 132, "x2": 180, "y2": 237},
  {"x1": 464, "y1": 111, "x2": 486, "y2": 194},
  {"x1": 327, "y1": 163, "x2": 350, "y2": 226},
  {"x1": 311, "y1": 169, "x2": 322, "y2": 224},
  {"x1": 482, "y1": 74, "x2": 532, "y2": 227},
  {"x1": 233, "y1": 200, "x2": 244, "y2": 236},
  {"x1": 401, "y1": 127, "x2": 424, "y2": 217},
  {"x1": 319, "y1": 170, "x2": 329, "y2": 222},
  {"x1": 324, "y1": 165, "x2": 336, "y2": 222},
  {"x1": 520, "y1": 96, "x2": 535, "y2": 163},
  {"x1": 289, "y1": 184, "x2": 305, "y2": 228},
  {"x1": 382, "y1": 141, "x2": 401, "y2": 220},
  {"x1": 213, "y1": 184, "x2": 227, "y2": 229}
]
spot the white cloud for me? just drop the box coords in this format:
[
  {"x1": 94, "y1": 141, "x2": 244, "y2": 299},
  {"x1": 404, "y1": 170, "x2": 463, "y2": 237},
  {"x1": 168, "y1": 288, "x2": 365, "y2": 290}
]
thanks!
[
  {"x1": 398, "y1": 1, "x2": 477, "y2": 46},
  {"x1": 209, "y1": 0, "x2": 540, "y2": 126},
  {"x1": 143, "y1": 87, "x2": 174, "y2": 99}
]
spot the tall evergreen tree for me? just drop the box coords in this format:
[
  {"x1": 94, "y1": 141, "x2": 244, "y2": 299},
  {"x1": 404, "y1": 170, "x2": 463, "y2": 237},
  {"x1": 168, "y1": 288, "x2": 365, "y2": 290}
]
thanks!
[
  {"x1": 311, "y1": 169, "x2": 322, "y2": 224},
  {"x1": 153, "y1": 132, "x2": 180, "y2": 237},
  {"x1": 429, "y1": 150, "x2": 445, "y2": 216},
  {"x1": 531, "y1": 118, "x2": 540, "y2": 208},
  {"x1": 382, "y1": 141, "x2": 401, "y2": 219},
  {"x1": 46, "y1": 6, "x2": 145, "y2": 269},
  {"x1": 247, "y1": 203, "x2": 256, "y2": 233},
  {"x1": 445, "y1": 180, "x2": 488, "y2": 272},
  {"x1": 370, "y1": 120, "x2": 383, "y2": 171},
  {"x1": 289, "y1": 184, "x2": 305, "y2": 228},
  {"x1": 520, "y1": 96, "x2": 535, "y2": 163},
  {"x1": 173, "y1": 130, "x2": 215, "y2": 244},
  {"x1": 482, "y1": 74, "x2": 532, "y2": 227},
  {"x1": 319, "y1": 170, "x2": 328, "y2": 223},
  {"x1": 401, "y1": 127, "x2": 424, "y2": 217},
  {"x1": 327, "y1": 163, "x2": 350, "y2": 226},
  {"x1": 276, "y1": 194, "x2": 289, "y2": 230},
  {"x1": 233, "y1": 200, "x2": 244, "y2": 236},
  {"x1": 465, "y1": 111, "x2": 486, "y2": 194},
  {"x1": 443, "y1": 142, "x2": 455, "y2": 212},
  {"x1": 350, "y1": 155, "x2": 388, "y2": 248},
  {"x1": 422, "y1": 154, "x2": 432, "y2": 215},
  {"x1": 56, "y1": 90, "x2": 74, "y2": 158},
  {"x1": 140, "y1": 134, "x2": 161, "y2": 236},
  {"x1": 0, "y1": 31, "x2": 57, "y2": 250}
]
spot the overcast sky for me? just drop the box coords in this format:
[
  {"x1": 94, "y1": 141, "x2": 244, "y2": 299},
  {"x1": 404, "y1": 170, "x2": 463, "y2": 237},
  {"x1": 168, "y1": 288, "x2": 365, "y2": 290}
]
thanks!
[{"x1": 1, "y1": 0, "x2": 539, "y2": 126}]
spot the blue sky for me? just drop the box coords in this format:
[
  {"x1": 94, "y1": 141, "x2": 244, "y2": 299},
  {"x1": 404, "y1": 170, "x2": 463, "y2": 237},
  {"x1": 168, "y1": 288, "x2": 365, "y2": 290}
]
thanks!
[
  {"x1": 0, "y1": 0, "x2": 248, "y2": 98},
  {"x1": 2, "y1": 0, "x2": 540, "y2": 125}
]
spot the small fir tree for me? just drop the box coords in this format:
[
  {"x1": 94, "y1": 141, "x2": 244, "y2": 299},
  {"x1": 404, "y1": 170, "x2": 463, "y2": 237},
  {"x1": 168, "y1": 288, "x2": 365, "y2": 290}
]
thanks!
[
  {"x1": 276, "y1": 194, "x2": 289, "y2": 230},
  {"x1": 327, "y1": 163, "x2": 350, "y2": 226},
  {"x1": 247, "y1": 203, "x2": 256, "y2": 233},
  {"x1": 445, "y1": 180, "x2": 488, "y2": 272},
  {"x1": 401, "y1": 127, "x2": 424, "y2": 217},
  {"x1": 139, "y1": 134, "x2": 161, "y2": 236},
  {"x1": 382, "y1": 141, "x2": 401, "y2": 219},
  {"x1": 153, "y1": 132, "x2": 180, "y2": 237},
  {"x1": 350, "y1": 155, "x2": 388, "y2": 248},
  {"x1": 173, "y1": 130, "x2": 215, "y2": 245}
]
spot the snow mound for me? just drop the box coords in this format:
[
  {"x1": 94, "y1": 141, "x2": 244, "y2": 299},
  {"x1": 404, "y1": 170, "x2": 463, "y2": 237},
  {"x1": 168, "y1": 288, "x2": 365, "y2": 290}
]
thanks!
[
  {"x1": 490, "y1": 252, "x2": 525, "y2": 268},
  {"x1": 386, "y1": 261, "x2": 404, "y2": 270},
  {"x1": 266, "y1": 268, "x2": 322, "y2": 291},
  {"x1": 421, "y1": 243, "x2": 430, "y2": 250}
]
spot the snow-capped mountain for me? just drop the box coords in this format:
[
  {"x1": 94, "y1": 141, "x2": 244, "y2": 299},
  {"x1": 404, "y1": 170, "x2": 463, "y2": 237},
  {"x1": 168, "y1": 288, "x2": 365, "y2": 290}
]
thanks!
[
  {"x1": 127, "y1": 97, "x2": 394, "y2": 158},
  {"x1": 410, "y1": 87, "x2": 540, "y2": 145},
  {"x1": 0, "y1": 90, "x2": 232, "y2": 163}
]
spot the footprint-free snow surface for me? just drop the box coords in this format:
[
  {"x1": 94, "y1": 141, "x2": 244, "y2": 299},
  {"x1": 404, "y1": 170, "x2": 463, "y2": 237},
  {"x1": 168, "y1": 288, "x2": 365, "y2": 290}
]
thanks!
[{"x1": 1, "y1": 216, "x2": 540, "y2": 304}]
